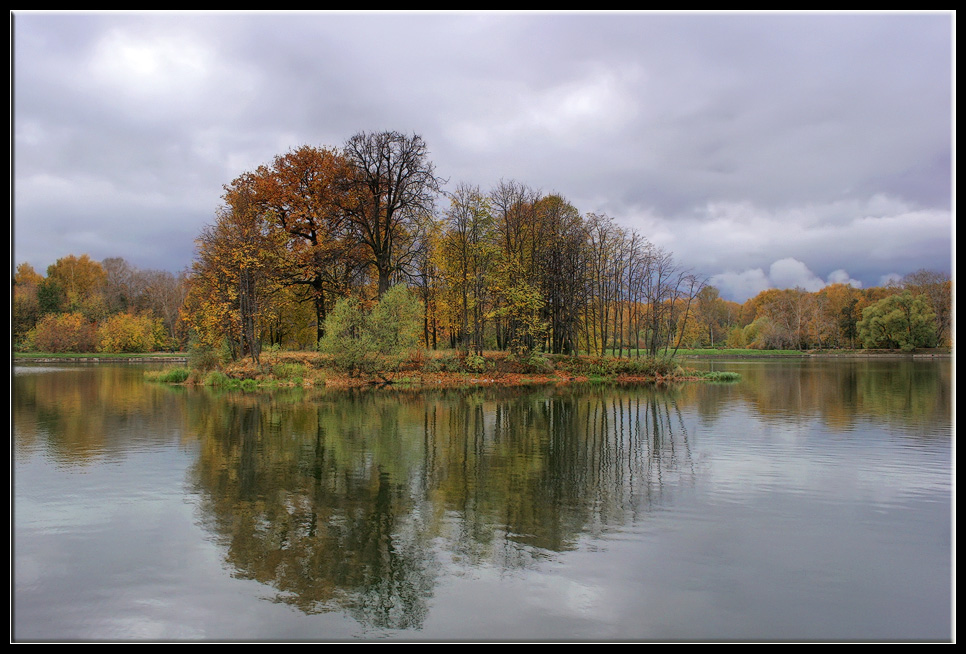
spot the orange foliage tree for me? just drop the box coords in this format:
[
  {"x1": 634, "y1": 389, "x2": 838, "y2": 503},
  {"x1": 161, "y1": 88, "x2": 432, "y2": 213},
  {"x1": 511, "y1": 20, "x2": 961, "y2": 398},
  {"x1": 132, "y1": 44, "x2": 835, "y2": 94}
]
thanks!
[
  {"x1": 248, "y1": 145, "x2": 363, "y2": 342},
  {"x1": 183, "y1": 179, "x2": 287, "y2": 363},
  {"x1": 13, "y1": 262, "x2": 44, "y2": 345},
  {"x1": 31, "y1": 312, "x2": 96, "y2": 353}
]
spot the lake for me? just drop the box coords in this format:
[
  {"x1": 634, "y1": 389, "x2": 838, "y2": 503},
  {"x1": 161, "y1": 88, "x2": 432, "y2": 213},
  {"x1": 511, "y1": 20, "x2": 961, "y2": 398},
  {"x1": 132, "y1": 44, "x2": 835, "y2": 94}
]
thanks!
[{"x1": 12, "y1": 357, "x2": 953, "y2": 642}]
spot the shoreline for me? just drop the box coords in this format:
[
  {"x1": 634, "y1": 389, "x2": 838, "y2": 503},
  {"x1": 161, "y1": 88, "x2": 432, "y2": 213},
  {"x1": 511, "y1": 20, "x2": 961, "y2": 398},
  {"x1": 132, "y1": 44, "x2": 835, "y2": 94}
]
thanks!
[
  {"x1": 13, "y1": 355, "x2": 189, "y2": 364},
  {"x1": 13, "y1": 350, "x2": 951, "y2": 365},
  {"x1": 16, "y1": 349, "x2": 950, "y2": 390},
  {"x1": 302, "y1": 371, "x2": 709, "y2": 391}
]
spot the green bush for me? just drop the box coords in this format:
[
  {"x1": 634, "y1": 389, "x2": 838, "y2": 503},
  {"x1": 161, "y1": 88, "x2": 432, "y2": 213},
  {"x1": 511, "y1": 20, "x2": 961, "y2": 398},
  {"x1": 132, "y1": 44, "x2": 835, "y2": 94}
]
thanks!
[
  {"x1": 554, "y1": 355, "x2": 683, "y2": 378},
  {"x1": 272, "y1": 362, "x2": 307, "y2": 382},
  {"x1": 157, "y1": 367, "x2": 190, "y2": 383},
  {"x1": 188, "y1": 340, "x2": 221, "y2": 373},
  {"x1": 240, "y1": 378, "x2": 258, "y2": 392},
  {"x1": 464, "y1": 354, "x2": 490, "y2": 373},
  {"x1": 319, "y1": 285, "x2": 423, "y2": 375},
  {"x1": 318, "y1": 296, "x2": 376, "y2": 374},
  {"x1": 203, "y1": 370, "x2": 230, "y2": 387},
  {"x1": 524, "y1": 352, "x2": 553, "y2": 373},
  {"x1": 701, "y1": 371, "x2": 741, "y2": 382},
  {"x1": 424, "y1": 354, "x2": 463, "y2": 373}
]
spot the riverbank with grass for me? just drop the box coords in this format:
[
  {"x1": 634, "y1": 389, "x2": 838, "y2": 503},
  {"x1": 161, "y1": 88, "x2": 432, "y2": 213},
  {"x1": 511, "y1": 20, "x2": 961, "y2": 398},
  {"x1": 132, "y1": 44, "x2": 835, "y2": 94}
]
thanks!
[
  {"x1": 20, "y1": 347, "x2": 949, "y2": 390},
  {"x1": 607, "y1": 347, "x2": 951, "y2": 358},
  {"x1": 141, "y1": 350, "x2": 741, "y2": 391},
  {"x1": 14, "y1": 352, "x2": 189, "y2": 363}
]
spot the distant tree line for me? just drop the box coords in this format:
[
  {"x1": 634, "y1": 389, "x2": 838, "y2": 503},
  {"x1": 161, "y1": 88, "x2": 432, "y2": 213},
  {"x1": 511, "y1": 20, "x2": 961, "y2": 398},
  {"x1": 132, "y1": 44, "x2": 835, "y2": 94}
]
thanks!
[
  {"x1": 13, "y1": 254, "x2": 187, "y2": 353},
  {"x1": 13, "y1": 131, "x2": 951, "y2": 357},
  {"x1": 706, "y1": 270, "x2": 951, "y2": 352}
]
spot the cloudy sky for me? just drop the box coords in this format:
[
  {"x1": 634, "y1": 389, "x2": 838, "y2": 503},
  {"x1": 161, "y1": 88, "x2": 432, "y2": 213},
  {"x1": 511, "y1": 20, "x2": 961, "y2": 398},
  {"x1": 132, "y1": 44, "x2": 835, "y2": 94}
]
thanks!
[{"x1": 12, "y1": 11, "x2": 954, "y2": 302}]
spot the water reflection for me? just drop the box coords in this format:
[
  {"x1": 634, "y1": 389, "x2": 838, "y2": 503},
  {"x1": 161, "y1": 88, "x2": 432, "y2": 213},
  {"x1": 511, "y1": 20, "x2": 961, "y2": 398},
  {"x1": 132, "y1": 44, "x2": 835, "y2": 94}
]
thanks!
[
  {"x1": 12, "y1": 359, "x2": 952, "y2": 640},
  {"x1": 691, "y1": 358, "x2": 951, "y2": 436},
  {"x1": 182, "y1": 385, "x2": 698, "y2": 628},
  {"x1": 13, "y1": 365, "x2": 187, "y2": 464}
]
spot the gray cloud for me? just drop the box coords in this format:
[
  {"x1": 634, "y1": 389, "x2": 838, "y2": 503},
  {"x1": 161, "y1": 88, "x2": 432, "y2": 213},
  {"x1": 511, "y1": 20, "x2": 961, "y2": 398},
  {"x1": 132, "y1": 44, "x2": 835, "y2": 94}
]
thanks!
[{"x1": 12, "y1": 11, "x2": 952, "y2": 302}]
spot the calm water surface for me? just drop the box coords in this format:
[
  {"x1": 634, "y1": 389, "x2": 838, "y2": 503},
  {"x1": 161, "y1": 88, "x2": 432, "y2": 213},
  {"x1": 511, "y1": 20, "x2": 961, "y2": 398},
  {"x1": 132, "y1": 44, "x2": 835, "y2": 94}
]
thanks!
[{"x1": 12, "y1": 358, "x2": 953, "y2": 642}]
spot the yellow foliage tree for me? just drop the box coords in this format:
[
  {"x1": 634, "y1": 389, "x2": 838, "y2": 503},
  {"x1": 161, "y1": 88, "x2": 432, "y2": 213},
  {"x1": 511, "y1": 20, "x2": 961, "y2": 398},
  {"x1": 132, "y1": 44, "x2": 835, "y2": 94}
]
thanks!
[{"x1": 96, "y1": 313, "x2": 166, "y2": 353}]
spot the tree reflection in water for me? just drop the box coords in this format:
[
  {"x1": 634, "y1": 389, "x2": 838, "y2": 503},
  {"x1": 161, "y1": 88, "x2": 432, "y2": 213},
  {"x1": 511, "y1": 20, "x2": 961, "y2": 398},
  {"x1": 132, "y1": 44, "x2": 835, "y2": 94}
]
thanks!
[{"x1": 185, "y1": 385, "x2": 696, "y2": 630}]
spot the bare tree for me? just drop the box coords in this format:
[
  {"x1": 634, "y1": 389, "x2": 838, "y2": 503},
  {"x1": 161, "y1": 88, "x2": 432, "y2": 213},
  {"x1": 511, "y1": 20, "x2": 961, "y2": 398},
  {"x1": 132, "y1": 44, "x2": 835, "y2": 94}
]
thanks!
[
  {"x1": 101, "y1": 257, "x2": 136, "y2": 314},
  {"x1": 901, "y1": 269, "x2": 952, "y2": 346},
  {"x1": 343, "y1": 131, "x2": 445, "y2": 296},
  {"x1": 533, "y1": 194, "x2": 585, "y2": 354}
]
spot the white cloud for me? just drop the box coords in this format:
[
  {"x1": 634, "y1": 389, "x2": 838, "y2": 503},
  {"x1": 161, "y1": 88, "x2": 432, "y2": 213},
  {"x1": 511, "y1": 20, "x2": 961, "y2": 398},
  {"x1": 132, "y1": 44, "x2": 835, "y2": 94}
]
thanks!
[
  {"x1": 634, "y1": 194, "x2": 950, "y2": 303},
  {"x1": 768, "y1": 258, "x2": 826, "y2": 292},
  {"x1": 826, "y1": 269, "x2": 862, "y2": 288},
  {"x1": 708, "y1": 268, "x2": 771, "y2": 303},
  {"x1": 12, "y1": 12, "x2": 952, "y2": 288},
  {"x1": 449, "y1": 64, "x2": 641, "y2": 152},
  {"x1": 710, "y1": 259, "x2": 868, "y2": 303},
  {"x1": 89, "y1": 29, "x2": 212, "y2": 100}
]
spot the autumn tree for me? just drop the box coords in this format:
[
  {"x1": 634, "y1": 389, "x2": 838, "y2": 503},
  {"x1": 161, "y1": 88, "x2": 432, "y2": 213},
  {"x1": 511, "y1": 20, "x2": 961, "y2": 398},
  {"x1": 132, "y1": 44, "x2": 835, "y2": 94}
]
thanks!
[
  {"x1": 13, "y1": 262, "x2": 44, "y2": 345},
  {"x1": 584, "y1": 212, "x2": 625, "y2": 356},
  {"x1": 692, "y1": 285, "x2": 739, "y2": 348},
  {"x1": 436, "y1": 184, "x2": 496, "y2": 354},
  {"x1": 136, "y1": 269, "x2": 188, "y2": 347},
  {"x1": 675, "y1": 298, "x2": 707, "y2": 348},
  {"x1": 667, "y1": 274, "x2": 705, "y2": 356},
  {"x1": 839, "y1": 297, "x2": 861, "y2": 349},
  {"x1": 756, "y1": 287, "x2": 815, "y2": 349},
  {"x1": 249, "y1": 145, "x2": 361, "y2": 342},
  {"x1": 410, "y1": 212, "x2": 445, "y2": 349},
  {"x1": 736, "y1": 288, "x2": 802, "y2": 349},
  {"x1": 101, "y1": 256, "x2": 137, "y2": 314},
  {"x1": 45, "y1": 254, "x2": 108, "y2": 321},
  {"x1": 342, "y1": 131, "x2": 445, "y2": 297},
  {"x1": 487, "y1": 180, "x2": 546, "y2": 354},
  {"x1": 641, "y1": 245, "x2": 691, "y2": 356},
  {"x1": 813, "y1": 283, "x2": 865, "y2": 348},
  {"x1": 623, "y1": 231, "x2": 656, "y2": 357},
  {"x1": 533, "y1": 194, "x2": 586, "y2": 354},
  {"x1": 184, "y1": 180, "x2": 286, "y2": 363},
  {"x1": 260, "y1": 284, "x2": 319, "y2": 350}
]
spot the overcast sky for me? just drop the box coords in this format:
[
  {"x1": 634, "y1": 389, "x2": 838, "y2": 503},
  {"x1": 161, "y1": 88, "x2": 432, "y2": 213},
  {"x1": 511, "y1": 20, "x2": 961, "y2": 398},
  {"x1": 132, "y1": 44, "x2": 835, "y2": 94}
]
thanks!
[{"x1": 11, "y1": 11, "x2": 954, "y2": 303}]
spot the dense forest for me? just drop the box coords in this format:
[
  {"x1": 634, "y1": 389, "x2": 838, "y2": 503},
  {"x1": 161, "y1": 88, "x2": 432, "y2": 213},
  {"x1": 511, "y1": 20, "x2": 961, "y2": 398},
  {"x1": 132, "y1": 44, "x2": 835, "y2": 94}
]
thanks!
[{"x1": 13, "y1": 131, "x2": 952, "y2": 359}]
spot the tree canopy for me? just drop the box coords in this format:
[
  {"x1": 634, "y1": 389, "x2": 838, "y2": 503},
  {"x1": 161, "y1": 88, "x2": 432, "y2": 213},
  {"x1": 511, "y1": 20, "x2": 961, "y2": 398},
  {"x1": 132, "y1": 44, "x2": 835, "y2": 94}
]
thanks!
[
  {"x1": 15, "y1": 130, "x2": 951, "y2": 359},
  {"x1": 858, "y1": 291, "x2": 937, "y2": 351}
]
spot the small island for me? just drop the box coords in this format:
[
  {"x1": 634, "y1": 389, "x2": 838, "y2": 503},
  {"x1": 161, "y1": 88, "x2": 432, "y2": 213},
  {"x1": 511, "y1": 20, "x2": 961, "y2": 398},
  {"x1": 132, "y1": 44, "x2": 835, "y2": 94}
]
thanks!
[
  {"x1": 14, "y1": 136, "x2": 950, "y2": 388},
  {"x1": 144, "y1": 347, "x2": 742, "y2": 391}
]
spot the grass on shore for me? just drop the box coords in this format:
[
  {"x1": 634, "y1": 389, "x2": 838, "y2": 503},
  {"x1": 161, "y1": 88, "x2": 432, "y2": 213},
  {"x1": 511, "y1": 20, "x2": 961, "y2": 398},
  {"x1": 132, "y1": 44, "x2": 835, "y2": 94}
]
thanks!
[
  {"x1": 14, "y1": 351, "x2": 188, "y2": 359},
  {"x1": 141, "y1": 349, "x2": 744, "y2": 391},
  {"x1": 671, "y1": 347, "x2": 808, "y2": 356}
]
